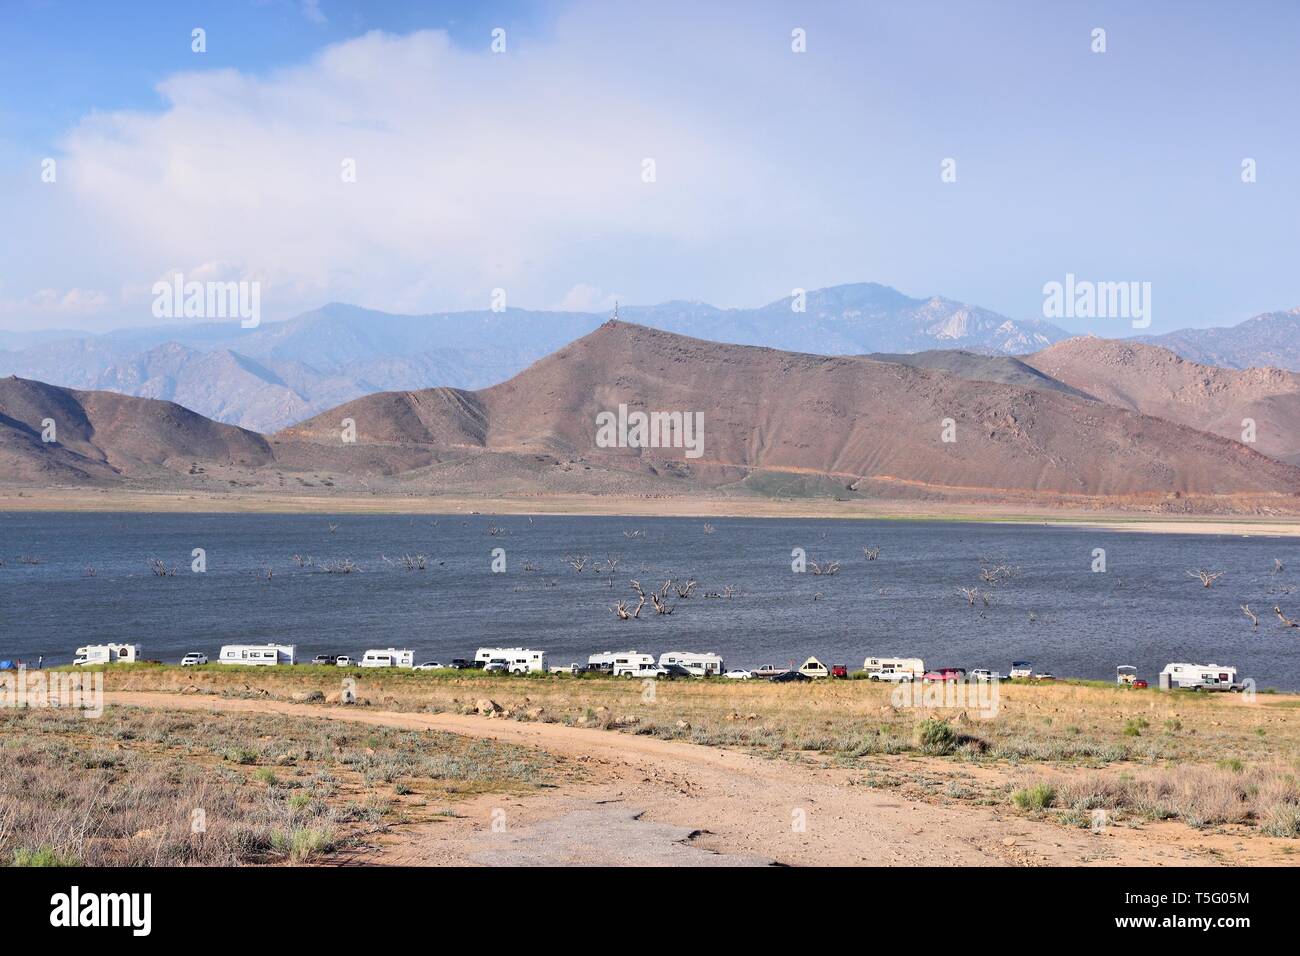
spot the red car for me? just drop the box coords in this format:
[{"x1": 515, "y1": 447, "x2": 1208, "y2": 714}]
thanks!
[
  {"x1": 831, "y1": 665, "x2": 848, "y2": 679},
  {"x1": 1132, "y1": 679, "x2": 1149, "y2": 689},
  {"x1": 923, "y1": 667, "x2": 967, "y2": 682}
]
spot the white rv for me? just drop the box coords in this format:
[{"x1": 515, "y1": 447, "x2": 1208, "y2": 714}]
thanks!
[
  {"x1": 360, "y1": 648, "x2": 415, "y2": 668},
  {"x1": 218, "y1": 643, "x2": 296, "y2": 666},
  {"x1": 657, "y1": 651, "x2": 724, "y2": 677},
  {"x1": 73, "y1": 643, "x2": 141, "y2": 666},
  {"x1": 588, "y1": 651, "x2": 665, "y2": 678},
  {"x1": 862, "y1": 657, "x2": 924, "y2": 682},
  {"x1": 475, "y1": 647, "x2": 547, "y2": 674},
  {"x1": 1160, "y1": 663, "x2": 1243, "y2": 692}
]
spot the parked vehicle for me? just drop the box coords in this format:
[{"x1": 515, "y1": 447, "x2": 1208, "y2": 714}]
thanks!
[
  {"x1": 831, "y1": 665, "x2": 849, "y2": 679},
  {"x1": 219, "y1": 643, "x2": 295, "y2": 666},
  {"x1": 1132, "y1": 679, "x2": 1149, "y2": 689},
  {"x1": 73, "y1": 643, "x2": 142, "y2": 666},
  {"x1": 549, "y1": 664, "x2": 582, "y2": 675},
  {"x1": 923, "y1": 667, "x2": 967, "y2": 682},
  {"x1": 968, "y1": 669, "x2": 1005, "y2": 682},
  {"x1": 335, "y1": 656, "x2": 353, "y2": 667},
  {"x1": 798, "y1": 656, "x2": 829, "y2": 679},
  {"x1": 589, "y1": 651, "x2": 666, "y2": 678},
  {"x1": 863, "y1": 657, "x2": 925, "y2": 682},
  {"x1": 1160, "y1": 663, "x2": 1243, "y2": 692},
  {"x1": 1009, "y1": 661, "x2": 1034, "y2": 679},
  {"x1": 1033, "y1": 672, "x2": 1056, "y2": 681},
  {"x1": 1116, "y1": 665, "x2": 1139, "y2": 686},
  {"x1": 771, "y1": 669, "x2": 812, "y2": 683},
  {"x1": 361, "y1": 648, "x2": 415, "y2": 669},
  {"x1": 657, "y1": 651, "x2": 724, "y2": 677},
  {"x1": 413, "y1": 661, "x2": 442, "y2": 670},
  {"x1": 475, "y1": 647, "x2": 547, "y2": 674},
  {"x1": 753, "y1": 664, "x2": 789, "y2": 679},
  {"x1": 446, "y1": 659, "x2": 474, "y2": 670},
  {"x1": 723, "y1": 669, "x2": 753, "y2": 680},
  {"x1": 311, "y1": 654, "x2": 338, "y2": 666},
  {"x1": 180, "y1": 652, "x2": 208, "y2": 667},
  {"x1": 483, "y1": 658, "x2": 509, "y2": 673}
]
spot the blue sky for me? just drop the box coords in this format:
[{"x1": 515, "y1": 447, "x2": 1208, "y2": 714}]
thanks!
[{"x1": 2, "y1": 0, "x2": 1298, "y2": 334}]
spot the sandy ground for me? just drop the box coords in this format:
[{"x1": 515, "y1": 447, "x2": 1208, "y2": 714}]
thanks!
[
  {"x1": 104, "y1": 691, "x2": 1296, "y2": 867},
  {"x1": 6, "y1": 488, "x2": 1300, "y2": 536}
]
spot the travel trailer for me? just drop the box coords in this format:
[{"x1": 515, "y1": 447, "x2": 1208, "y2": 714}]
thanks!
[
  {"x1": 863, "y1": 657, "x2": 925, "y2": 682},
  {"x1": 589, "y1": 651, "x2": 665, "y2": 678},
  {"x1": 475, "y1": 647, "x2": 547, "y2": 673},
  {"x1": 1009, "y1": 661, "x2": 1034, "y2": 679},
  {"x1": 73, "y1": 643, "x2": 141, "y2": 666},
  {"x1": 1159, "y1": 663, "x2": 1243, "y2": 692},
  {"x1": 657, "y1": 651, "x2": 724, "y2": 677},
  {"x1": 360, "y1": 648, "x2": 415, "y2": 668},
  {"x1": 218, "y1": 643, "x2": 296, "y2": 666},
  {"x1": 1116, "y1": 665, "x2": 1139, "y2": 686},
  {"x1": 798, "y1": 656, "x2": 829, "y2": 679}
]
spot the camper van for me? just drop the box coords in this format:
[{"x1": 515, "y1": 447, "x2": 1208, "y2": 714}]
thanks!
[
  {"x1": 73, "y1": 643, "x2": 141, "y2": 666},
  {"x1": 360, "y1": 648, "x2": 415, "y2": 668},
  {"x1": 1160, "y1": 663, "x2": 1243, "y2": 692},
  {"x1": 588, "y1": 651, "x2": 666, "y2": 678},
  {"x1": 657, "y1": 651, "x2": 724, "y2": 677},
  {"x1": 798, "y1": 656, "x2": 829, "y2": 679},
  {"x1": 862, "y1": 657, "x2": 924, "y2": 682},
  {"x1": 1009, "y1": 661, "x2": 1034, "y2": 679},
  {"x1": 218, "y1": 643, "x2": 296, "y2": 666},
  {"x1": 475, "y1": 647, "x2": 547, "y2": 674}
]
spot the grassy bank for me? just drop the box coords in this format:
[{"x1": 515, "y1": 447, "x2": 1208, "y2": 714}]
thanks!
[{"x1": 0, "y1": 704, "x2": 559, "y2": 866}]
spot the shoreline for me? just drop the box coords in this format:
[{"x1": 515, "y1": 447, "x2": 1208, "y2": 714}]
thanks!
[{"x1": 4, "y1": 488, "x2": 1300, "y2": 537}]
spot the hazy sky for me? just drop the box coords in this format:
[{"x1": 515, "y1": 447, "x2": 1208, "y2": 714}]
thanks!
[{"x1": 2, "y1": 0, "x2": 1298, "y2": 334}]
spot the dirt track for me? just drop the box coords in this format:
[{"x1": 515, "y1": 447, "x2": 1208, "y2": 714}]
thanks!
[{"x1": 104, "y1": 691, "x2": 1287, "y2": 867}]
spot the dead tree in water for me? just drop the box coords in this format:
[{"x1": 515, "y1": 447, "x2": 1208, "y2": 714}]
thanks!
[
  {"x1": 614, "y1": 581, "x2": 648, "y2": 619},
  {"x1": 565, "y1": 554, "x2": 589, "y2": 572},
  {"x1": 1241, "y1": 604, "x2": 1259, "y2": 628},
  {"x1": 1275, "y1": 606, "x2": 1300, "y2": 628},
  {"x1": 650, "y1": 580, "x2": 675, "y2": 615},
  {"x1": 863, "y1": 546, "x2": 882, "y2": 560},
  {"x1": 1186, "y1": 569, "x2": 1223, "y2": 588},
  {"x1": 674, "y1": 579, "x2": 698, "y2": 598},
  {"x1": 1274, "y1": 558, "x2": 1285, "y2": 575},
  {"x1": 810, "y1": 559, "x2": 840, "y2": 576}
]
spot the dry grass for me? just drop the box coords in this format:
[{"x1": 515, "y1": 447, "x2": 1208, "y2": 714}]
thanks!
[{"x1": 0, "y1": 706, "x2": 557, "y2": 866}]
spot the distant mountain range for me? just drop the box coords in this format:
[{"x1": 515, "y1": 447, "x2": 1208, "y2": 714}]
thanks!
[
  {"x1": 0, "y1": 283, "x2": 1069, "y2": 432},
  {"x1": 2, "y1": 283, "x2": 1298, "y2": 435},
  {"x1": 3, "y1": 322, "x2": 1298, "y2": 512}
]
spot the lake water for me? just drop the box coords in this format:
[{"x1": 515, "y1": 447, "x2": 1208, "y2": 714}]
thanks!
[{"x1": 2, "y1": 512, "x2": 1298, "y2": 690}]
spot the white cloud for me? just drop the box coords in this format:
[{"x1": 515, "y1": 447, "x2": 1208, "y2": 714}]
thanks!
[
  {"x1": 0, "y1": 287, "x2": 112, "y2": 316},
  {"x1": 50, "y1": 10, "x2": 823, "y2": 325}
]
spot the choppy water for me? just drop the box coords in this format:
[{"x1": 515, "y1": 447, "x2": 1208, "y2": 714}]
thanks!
[{"x1": 1, "y1": 512, "x2": 1298, "y2": 689}]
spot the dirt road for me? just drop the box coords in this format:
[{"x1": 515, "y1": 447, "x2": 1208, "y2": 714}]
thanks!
[{"x1": 104, "y1": 691, "x2": 1281, "y2": 867}]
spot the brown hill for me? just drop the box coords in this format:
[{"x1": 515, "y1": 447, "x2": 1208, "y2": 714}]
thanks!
[
  {"x1": 0, "y1": 376, "x2": 272, "y2": 482},
  {"x1": 1024, "y1": 338, "x2": 1300, "y2": 465},
  {"x1": 276, "y1": 321, "x2": 1300, "y2": 499}
]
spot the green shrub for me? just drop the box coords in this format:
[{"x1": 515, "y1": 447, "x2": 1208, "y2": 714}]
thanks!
[
  {"x1": 1012, "y1": 783, "x2": 1057, "y2": 811},
  {"x1": 12, "y1": 846, "x2": 78, "y2": 867},
  {"x1": 917, "y1": 719, "x2": 957, "y2": 755}
]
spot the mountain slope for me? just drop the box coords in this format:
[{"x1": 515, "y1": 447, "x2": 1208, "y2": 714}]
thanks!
[
  {"x1": 0, "y1": 376, "x2": 272, "y2": 481},
  {"x1": 280, "y1": 322, "x2": 1300, "y2": 500},
  {"x1": 0, "y1": 284, "x2": 1068, "y2": 431},
  {"x1": 1136, "y1": 309, "x2": 1300, "y2": 371},
  {"x1": 1024, "y1": 338, "x2": 1300, "y2": 465}
]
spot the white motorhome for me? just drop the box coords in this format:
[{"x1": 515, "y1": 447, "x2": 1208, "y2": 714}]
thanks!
[
  {"x1": 475, "y1": 647, "x2": 547, "y2": 674},
  {"x1": 360, "y1": 648, "x2": 415, "y2": 668},
  {"x1": 73, "y1": 643, "x2": 141, "y2": 666},
  {"x1": 862, "y1": 656, "x2": 924, "y2": 682},
  {"x1": 657, "y1": 651, "x2": 724, "y2": 677},
  {"x1": 588, "y1": 651, "x2": 665, "y2": 678},
  {"x1": 1160, "y1": 663, "x2": 1242, "y2": 692},
  {"x1": 219, "y1": 643, "x2": 296, "y2": 666}
]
